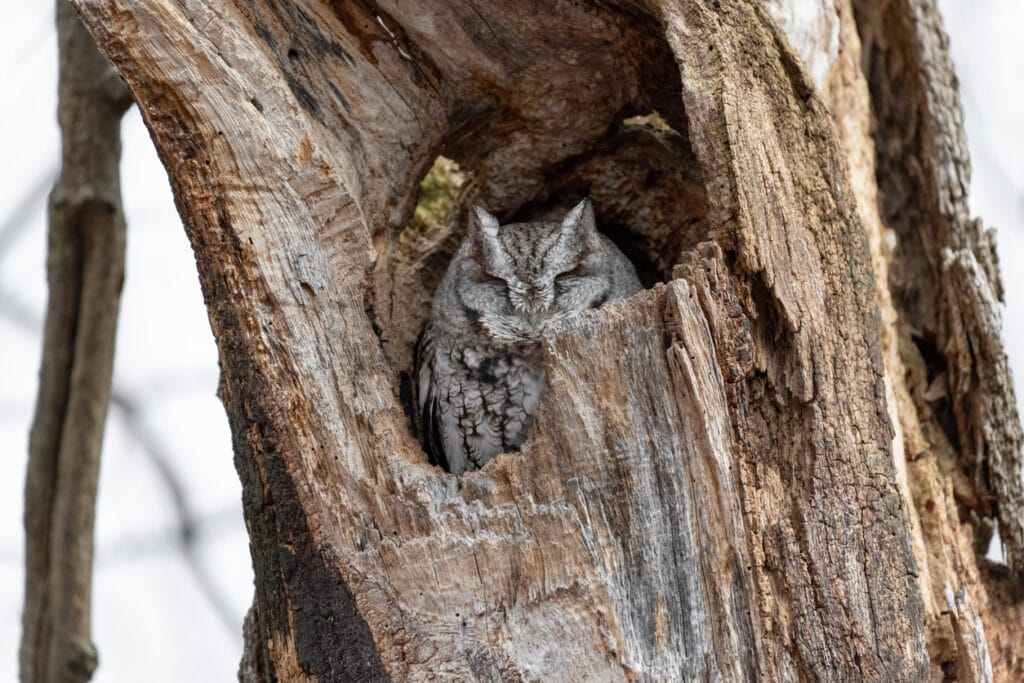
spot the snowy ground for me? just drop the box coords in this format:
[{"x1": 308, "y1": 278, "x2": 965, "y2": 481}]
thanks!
[{"x1": 0, "y1": 3, "x2": 1021, "y2": 680}]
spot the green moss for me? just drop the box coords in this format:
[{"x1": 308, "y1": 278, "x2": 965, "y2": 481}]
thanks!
[
  {"x1": 413, "y1": 156, "x2": 464, "y2": 230},
  {"x1": 622, "y1": 112, "x2": 675, "y2": 134}
]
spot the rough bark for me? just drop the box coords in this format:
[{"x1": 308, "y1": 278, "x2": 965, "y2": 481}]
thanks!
[
  {"x1": 849, "y1": 0, "x2": 1024, "y2": 678},
  {"x1": 64, "y1": 0, "x2": 1022, "y2": 680},
  {"x1": 853, "y1": 0, "x2": 1024, "y2": 575},
  {"x1": 21, "y1": 3, "x2": 132, "y2": 682}
]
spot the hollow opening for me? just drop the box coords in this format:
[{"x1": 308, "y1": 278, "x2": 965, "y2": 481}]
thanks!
[
  {"x1": 351, "y1": 10, "x2": 714, "y2": 473},
  {"x1": 410, "y1": 156, "x2": 465, "y2": 238},
  {"x1": 387, "y1": 115, "x2": 712, "y2": 471},
  {"x1": 391, "y1": 156, "x2": 466, "y2": 429},
  {"x1": 508, "y1": 111, "x2": 709, "y2": 289},
  {"x1": 382, "y1": 120, "x2": 711, "y2": 366}
]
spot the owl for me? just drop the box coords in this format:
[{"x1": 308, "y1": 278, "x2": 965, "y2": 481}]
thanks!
[{"x1": 416, "y1": 198, "x2": 642, "y2": 475}]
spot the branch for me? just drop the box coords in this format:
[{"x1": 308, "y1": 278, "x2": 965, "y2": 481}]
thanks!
[{"x1": 20, "y1": 2, "x2": 132, "y2": 681}]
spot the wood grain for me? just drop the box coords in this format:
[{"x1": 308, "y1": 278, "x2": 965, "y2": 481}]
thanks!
[{"x1": 66, "y1": 0, "x2": 1022, "y2": 679}]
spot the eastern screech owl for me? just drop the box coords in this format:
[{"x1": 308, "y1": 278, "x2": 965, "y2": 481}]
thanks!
[{"x1": 416, "y1": 198, "x2": 642, "y2": 475}]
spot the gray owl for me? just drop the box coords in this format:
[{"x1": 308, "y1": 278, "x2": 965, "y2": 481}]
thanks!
[{"x1": 416, "y1": 198, "x2": 642, "y2": 475}]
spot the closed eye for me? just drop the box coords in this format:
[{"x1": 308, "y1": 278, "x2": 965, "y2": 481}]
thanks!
[
  {"x1": 479, "y1": 273, "x2": 513, "y2": 301},
  {"x1": 480, "y1": 273, "x2": 507, "y2": 287},
  {"x1": 555, "y1": 264, "x2": 587, "y2": 280},
  {"x1": 553, "y1": 265, "x2": 588, "y2": 295}
]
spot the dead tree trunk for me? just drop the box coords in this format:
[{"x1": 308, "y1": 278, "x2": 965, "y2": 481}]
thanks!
[{"x1": 67, "y1": 0, "x2": 1023, "y2": 679}]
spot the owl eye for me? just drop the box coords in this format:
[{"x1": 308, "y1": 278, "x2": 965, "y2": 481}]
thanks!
[
  {"x1": 553, "y1": 265, "x2": 586, "y2": 292},
  {"x1": 555, "y1": 264, "x2": 587, "y2": 281}
]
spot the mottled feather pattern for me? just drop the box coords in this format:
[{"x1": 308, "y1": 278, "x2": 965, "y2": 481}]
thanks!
[{"x1": 416, "y1": 198, "x2": 641, "y2": 474}]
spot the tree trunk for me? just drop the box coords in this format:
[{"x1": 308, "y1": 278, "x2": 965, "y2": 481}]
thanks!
[
  {"x1": 66, "y1": 0, "x2": 1023, "y2": 680},
  {"x1": 21, "y1": 3, "x2": 132, "y2": 682}
]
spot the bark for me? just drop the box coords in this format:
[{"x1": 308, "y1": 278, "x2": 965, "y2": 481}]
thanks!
[
  {"x1": 21, "y1": 3, "x2": 132, "y2": 682},
  {"x1": 64, "y1": 0, "x2": 1023, "y2": 680},
  {"x1": 848, "y1": 1, "x2": 1024, "y2": 677}
]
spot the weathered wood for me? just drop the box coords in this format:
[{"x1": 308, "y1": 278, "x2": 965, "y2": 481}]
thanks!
[
  {"x1": 853, "y1": 0, "x2": 1024, "y2": 574},
  {"x1": 851, "y1": 0, "x2": 1024, "y2": 678},
  {"x1": 944, "y1": 582, "x2": 994, "y2": 682},
  {"x1": 64, "y1": 0, "x2": 1022, "y2": 680}
]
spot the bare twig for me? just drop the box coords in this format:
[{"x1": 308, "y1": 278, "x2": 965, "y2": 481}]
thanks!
[
  {"x1": 20, "y1": 2, "x2": 132, "y2": 681},
  {"x1": 97, "y1": 506, "x2": 241, "y2": 564}
]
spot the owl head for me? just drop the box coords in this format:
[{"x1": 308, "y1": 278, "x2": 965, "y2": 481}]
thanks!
[{"x1": 463, "y1": 198, "x2": 613, "y2": 342}]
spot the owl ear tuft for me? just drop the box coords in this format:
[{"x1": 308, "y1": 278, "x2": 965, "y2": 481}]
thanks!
[
  {"x1": 561, "y1": 198, "x2": 597, "y2": 247},
  {"x1": 470, "y1": 206, "x2": 508, "y2": 274},
  {"x1": 472, "y1": 206, "x2": 501, "y2": 239}
]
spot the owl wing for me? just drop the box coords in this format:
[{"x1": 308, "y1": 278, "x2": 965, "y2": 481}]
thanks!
[
  {"x1": 415, "y1": 330, "x2": 471, "y2": 475},
  {"x1": 418, "y1": 328, "x2": 516, "y2": 475}
]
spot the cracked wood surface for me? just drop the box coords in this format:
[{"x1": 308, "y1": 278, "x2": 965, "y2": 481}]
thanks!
[{"x1": 67, "y1": 0, "x2": 1020, "y2": 679}]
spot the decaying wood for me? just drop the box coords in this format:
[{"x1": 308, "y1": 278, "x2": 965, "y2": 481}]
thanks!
[
  {"x1": 847, "y1": 0, "x2": 1024, "y2": 678},
  {"x1": 21, "y1": 3, "x2": 132, "y2": 682},
  {"x1": 944, "y1": 582, "x2": 993, "y2": 682},
  {"x1": 64, "y1": 0, "x2": 1022, "y2": 679},
  {"x1": 853, "y1": 0, "x2": 1024, "y2": 573}
]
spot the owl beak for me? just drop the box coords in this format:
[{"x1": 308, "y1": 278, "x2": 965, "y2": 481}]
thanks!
[{"x1": 527, "y1": 308, "x2": 540, "y2": 330}]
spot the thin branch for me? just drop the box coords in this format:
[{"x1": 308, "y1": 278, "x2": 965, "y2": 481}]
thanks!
[
  {"x1": 20, "y1": 2, "x2": 132, "y2": 681},
  {"x1": 4, "y1": 261, "x2": 239, "y2": 639},
  {"x1": 96, "y1": 506, "x2": 241, "y2": 564}
]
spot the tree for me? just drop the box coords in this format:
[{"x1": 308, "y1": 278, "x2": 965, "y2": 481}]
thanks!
[
  {"x1": 21, "y1": 3, "x2": 132, "y2": 682},
  {"x1": 41, "y1": 0, "x2": 1023, "y2": 679}
]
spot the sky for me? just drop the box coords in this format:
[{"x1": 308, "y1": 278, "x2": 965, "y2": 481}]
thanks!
[{"x1": 0, "y1": 2, "x2": 1022, "y2": 680}]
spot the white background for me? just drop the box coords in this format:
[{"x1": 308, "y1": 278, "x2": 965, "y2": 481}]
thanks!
[{"x1": 1, "y1": 2, "x2": 1021, "y2": 680}]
